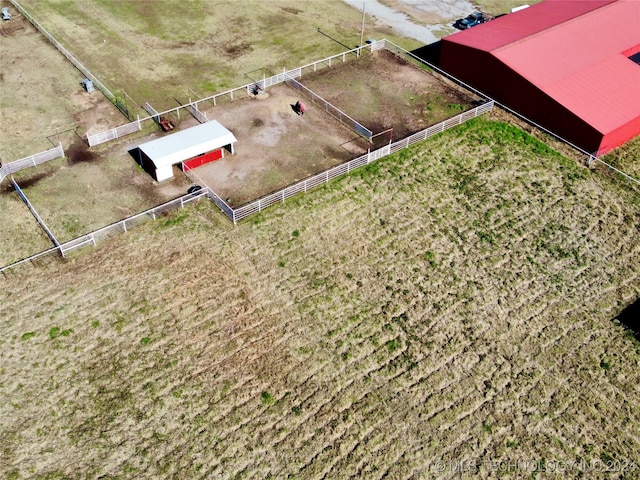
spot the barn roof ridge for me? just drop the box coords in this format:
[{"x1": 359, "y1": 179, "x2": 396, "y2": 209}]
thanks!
[{"x1": 492, "y1": 0, "x2": 620, "y2": 54}]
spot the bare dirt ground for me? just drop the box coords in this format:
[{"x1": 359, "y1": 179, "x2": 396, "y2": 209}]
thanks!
[
  {"x1": 298, "y1": 49, "x2": 476, "y2": 140},
  {"x1": 1, "y1": 116, "x2": 639, "y2": 479},
  {"x1": 193, "y1": 85, "x2": 368, "y2": 207}
]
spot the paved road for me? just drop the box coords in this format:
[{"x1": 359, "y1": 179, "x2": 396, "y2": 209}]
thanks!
[{"x1": 341, "y1": 0, "x2": 475, "y2": 45}]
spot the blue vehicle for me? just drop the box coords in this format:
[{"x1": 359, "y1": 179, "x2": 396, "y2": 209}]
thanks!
[{"x1": 454, "y1": 12, "x2": 484, "y2": 30}]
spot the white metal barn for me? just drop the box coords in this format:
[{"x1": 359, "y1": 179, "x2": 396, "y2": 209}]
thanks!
[{"x1": 137, "y1": 120, "x2": 237, "y2": 181}]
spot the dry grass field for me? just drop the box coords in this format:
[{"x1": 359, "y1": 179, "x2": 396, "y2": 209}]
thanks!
[
  {"x1": 1, "y1": 115, "x2": 639, "y2": 479},
  {"x1": 17, "y1": 0, "x2": 422, "y2": 112},
  {"x1": 1, "y1": 1, "x2": 639, "y2": 479}
]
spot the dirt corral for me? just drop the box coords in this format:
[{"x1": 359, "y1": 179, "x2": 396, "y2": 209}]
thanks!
[
  {"x1": 192, "y1": 48, "x2": 477, "y2": 206},
  {"x1": 193, "y1": 86, "x2": 369, "y2": 206},
  {"x1": 299, "y1": 49, "x2": 477, "y2": 140}
]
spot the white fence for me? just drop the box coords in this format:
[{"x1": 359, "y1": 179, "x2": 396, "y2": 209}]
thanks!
[
  {"x1": 230, "y1": 101, "x2": 494, "y2": 223},
  {"x1": 79, "y1": 41, "x2": 387, "y2": 149},
  {"x1": 58, "y1": 189, "x2": 208, "y2": 256},
  {"x1": 185, "y1": 103, "x2": 208, "y2": 124},
  {"x1": 82, "y1": 45, "x2": 377, "y2": 148},
  {"x1": 11, "y1": 177, "x2": 59, "y2": 246},
  {"x1": 0, "y1": 143, "x2": 64, "y2": 182},
  {"x1": 252, "y1": 68, "x2": 303, "y2": 92},
  {"x1": 144, "y1": 102, "x2": 160, "y2": 123},
  {"x1": 1, "y1": 189, "x2": 209, "y2": 274},
  {"x1": 285, "y1": 75, "x2": 373, "y2": 141},
  {"x1": 87, "y1": 118, "x2": 142, "y2": 147}
]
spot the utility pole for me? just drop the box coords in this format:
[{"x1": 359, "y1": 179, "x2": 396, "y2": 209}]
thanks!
[{"x1": 360, "y1": 2, "x2": 365, "y2": 54}]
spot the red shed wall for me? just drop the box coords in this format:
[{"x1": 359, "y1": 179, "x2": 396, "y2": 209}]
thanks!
[{"x1": 183, "y1": 148, "x2": 223, "y2": 170}]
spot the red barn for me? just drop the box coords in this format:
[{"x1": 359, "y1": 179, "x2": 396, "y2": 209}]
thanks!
[{"x1": 440, "y1": 0, "x2": 640, "y2": 156}]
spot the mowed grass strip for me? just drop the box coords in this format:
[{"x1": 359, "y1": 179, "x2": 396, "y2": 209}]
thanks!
[{"x1": 1, "y1": 118, "x2": 639, "y2": 479}]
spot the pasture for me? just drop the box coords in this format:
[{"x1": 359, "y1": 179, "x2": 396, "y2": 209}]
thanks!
[
  {"x1": 1, "y1": 116, "x2": 639, "y2": 479},
  {"x1": 0, "y1": 0, "x2": 639, "y2": 479},
  {"x1": 17, "y1": 0, "x2": 422, "y2": 113},
  {"x1": 0, "y1": 6, "x2": 123, "y2": 161}
]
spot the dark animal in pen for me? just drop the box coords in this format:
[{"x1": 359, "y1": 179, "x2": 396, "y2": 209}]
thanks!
[{"x1": 294, "y1": 100, "x2": 306, "y2": 115}]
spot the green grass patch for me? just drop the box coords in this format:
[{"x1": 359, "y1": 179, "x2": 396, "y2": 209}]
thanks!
[
  {"x1": 21, "y1": 332, "x2": 36, "y2": 341},
  {"x1": 162, "y1": 210, "x2": 189, "y2": 227},
  {"x1": 386, "y1": 339, "x2": 400, "y2": 352},
  {"x1": 260, "y1": 391, "x2": 274, "y2": 406}
]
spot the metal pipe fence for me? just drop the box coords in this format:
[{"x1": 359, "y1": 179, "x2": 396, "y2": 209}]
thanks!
[
  {"x1": 186, "y1": 103, "x2": 208, "y2": 124},
  {"x1": 285, "y1": 75, "x2": 372, "y2": 141},
  {"x1": 0, "y1": 143, "x2": 64, "y2": 182},
  {"x1": 87, "y1": 118, "x2": 142, "y2": 147},
  {"x1": 58, "y1": 189, "x2": 208, "y2": 257},
  {"x1": 0, "y1": 246, "x2": 62, "y2": 276},
  {"x1": 144, "y1": 102, "x2": 160, "y2": 124},
  {"x1": 182, "y1": 164, "x2": 235, "y2": 220}
]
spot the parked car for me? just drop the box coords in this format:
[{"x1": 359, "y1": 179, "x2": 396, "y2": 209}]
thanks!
[{"x1": 454, "y1": 12, "x2": 484, "y2": 30}]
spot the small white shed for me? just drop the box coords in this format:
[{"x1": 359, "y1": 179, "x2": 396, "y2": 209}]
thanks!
[{"x1": 137, "y1": 120, "x2": 237, "y2": 181}]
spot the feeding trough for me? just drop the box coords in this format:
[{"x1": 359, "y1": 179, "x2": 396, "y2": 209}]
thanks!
[{"x1": 81, "y1": 78, "x2": 94, "y2": 93}]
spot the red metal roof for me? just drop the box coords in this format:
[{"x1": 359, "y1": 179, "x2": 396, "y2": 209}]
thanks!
[{"x1": 446, "y1": 0, "x2": 640, "y2": 135}]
